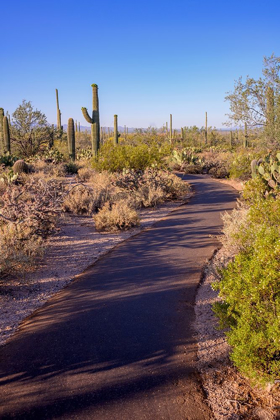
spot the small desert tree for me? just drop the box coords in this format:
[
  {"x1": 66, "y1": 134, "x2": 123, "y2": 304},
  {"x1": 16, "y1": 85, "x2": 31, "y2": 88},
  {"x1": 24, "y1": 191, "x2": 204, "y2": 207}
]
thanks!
[
  {"x1": 225, "y1": 54, "x2": 280, "y2": 148},
  {"x1": 11, "y1": 100, "x2": 52, "y2": 157}
]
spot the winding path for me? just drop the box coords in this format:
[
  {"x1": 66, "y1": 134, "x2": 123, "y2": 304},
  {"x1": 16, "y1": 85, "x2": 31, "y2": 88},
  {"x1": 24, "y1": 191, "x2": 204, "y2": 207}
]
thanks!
[{"x1": 0, "y1": 175, "x2": 237, "y2": 419}]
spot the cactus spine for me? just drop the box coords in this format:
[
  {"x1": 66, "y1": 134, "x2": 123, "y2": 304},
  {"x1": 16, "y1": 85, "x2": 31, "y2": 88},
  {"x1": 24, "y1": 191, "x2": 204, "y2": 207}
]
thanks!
[
  {"x1": 114, "y1": 115, "x2": 118, "y2": 145},
  {"x1": 3, "y1": 116, "x2": 11, "y2": 153},
  {"x1": 170, "y1": 114, "x2": 172, "y2": 142},
  {"x1": 205, "y1": 112, "x2": 208, "y2": 144},
  {"x1": 67, "y1": 118, "x2": 76, "y2": 161},
  {"x1": 81, "y1": 84, "x2": 100, "y2": 156},
  {"x1": 0, "y1": 108, "x2": 4, "y2": 152},
  {"x1": 56, "y1": 89, "x2": 62, "y2": 132}
]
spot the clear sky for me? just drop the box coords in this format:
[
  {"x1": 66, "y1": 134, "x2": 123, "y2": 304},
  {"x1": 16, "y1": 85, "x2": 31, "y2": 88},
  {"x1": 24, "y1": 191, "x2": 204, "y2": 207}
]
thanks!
[{"x1": 2, "y1": 0, "x2": 280, "y2": 129}]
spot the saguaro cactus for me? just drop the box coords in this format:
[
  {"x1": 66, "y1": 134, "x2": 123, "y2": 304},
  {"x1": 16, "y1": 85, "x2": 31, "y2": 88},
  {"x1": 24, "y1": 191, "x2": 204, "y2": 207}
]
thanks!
[
  {"x1": 55, "y1": 89, "x2": 62, "y2": 132},
  {"x1": 170, "y1": 114, "x2": 172, "y2": 142},
  {"x1": 67, "y1": 118, "x2": 76, "y2": 161},
  {"x1": 0, "y1": 108, "x2": 4, "y2": 151},
  {"x1": 114, "y1": 115, "x2": 118, "y2": 146},
  {"x1": 3, "y1": 116, "x2": 11, "y2": 153},
  {"x1": 81, "y1": 84, "x2": 100, "y2": 156},
  {"x1": 205, "y1": 112, "x2": 208, "y2": 144},
  {"x1": 244, "y1": 122, "x2": 248, "y2": 148}
]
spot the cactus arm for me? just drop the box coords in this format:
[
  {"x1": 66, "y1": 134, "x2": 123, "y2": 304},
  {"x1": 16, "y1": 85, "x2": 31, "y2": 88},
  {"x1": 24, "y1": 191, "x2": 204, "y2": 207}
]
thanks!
[{"x1": 81, "y1": 107, "x2": 93, "y2": 124}]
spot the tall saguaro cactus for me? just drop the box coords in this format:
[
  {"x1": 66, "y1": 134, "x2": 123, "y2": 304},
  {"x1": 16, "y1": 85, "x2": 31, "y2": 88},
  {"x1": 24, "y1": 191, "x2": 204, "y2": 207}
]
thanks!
[
  {"x1": 170, "y1": 114, "x2": 172, "y2": 142},
  {"x1": 114, "y1": 115, "x2": 118, "y2": 146},
  {"x1": 3, "y1": 116, "x2": 11, "y2": 153},
  {"x1": 67, "y1": 118, "x2": 75, "y2": 161},
  {"x1": 0, "y1": 108, "x2": 4, "y2": 152},
  {"x1": 56, "y1": 89, "x2": 62, "y2": 131},
  {"x1": 205, "y1": 112, "x2": 208, "y2": 144},
  {"x1": 81, "y1": 84, "x2": 100, "y2": 156},
  {"x1": 244, "y1": 122, "x2": 248, "y2": 148}
]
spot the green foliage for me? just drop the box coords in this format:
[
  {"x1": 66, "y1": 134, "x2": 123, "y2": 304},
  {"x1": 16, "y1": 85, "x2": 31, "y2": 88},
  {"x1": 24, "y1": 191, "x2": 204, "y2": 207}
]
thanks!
[
  {"x1": 225, "y1": 54, "x2": 280, "y2": 148},
  {"x1": 11, "y1": 100, "x2": 53, "y2": 157},
  {"x1": 214, "y1": 189, "x2": 280, "y2": 384},
  {"x1": 0, "y1": 152, "x2": 18, "y2": 167},
  {"x1": 92, "y1": 141, "x2": 170, "y2": 172},
  {"x1": 64, "y1": 161, "x2": 79, "y2": 174},
  {"x1": 228, "y1": 152, "x2": 253, "y2": 180}
]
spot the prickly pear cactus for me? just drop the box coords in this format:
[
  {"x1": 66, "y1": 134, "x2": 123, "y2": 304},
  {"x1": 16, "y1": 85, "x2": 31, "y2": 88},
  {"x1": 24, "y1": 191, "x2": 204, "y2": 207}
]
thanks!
[{"x1": 257, "y1": 153, "x2": 280, "y2": 190}]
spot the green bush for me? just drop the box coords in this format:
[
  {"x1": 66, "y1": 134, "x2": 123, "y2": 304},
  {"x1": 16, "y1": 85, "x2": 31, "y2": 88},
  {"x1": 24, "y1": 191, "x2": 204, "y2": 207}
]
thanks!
[
  {"x1": 92, "y1": 141, "x2": 170, "y2": 172},
  {"x1": 214, "y1": 193, "x2": 280, "y2": 384}
]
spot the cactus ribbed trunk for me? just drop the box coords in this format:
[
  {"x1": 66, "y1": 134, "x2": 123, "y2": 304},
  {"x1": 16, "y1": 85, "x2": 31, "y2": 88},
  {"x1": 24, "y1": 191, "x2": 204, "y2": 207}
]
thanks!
[
  {"x1": 244, "y1": 123, "x2": 248, "y2": 148},
  {"x1": 230, "y1": 130, "x2": 233, "y2": 147},
  {"x1": 114, "y1": 115, "x2": 118, "y2": 146},
  {"x1": 67, "y1": 118, "x2": 76, "y2": 161},
  {"x1": 56, "y1": 89, "x2": 62, "y2": 131},
  {"x1": 3, "y1": 116, "x2": 11, "y2": 153},
  {"x1": 78, "y1": 122, "x2": 80, "y2": 132},
  {"x1": 81, "y1": 84, "x2": 100, "y2": 157},
  {"x1": 170, "y1": 114, "x2": 172, "y2": 143},
  {"x1": 0, "y1": 108, "x2": 4, "y2": 152},
  {"x1": 75, "y1": 120, "x2": 78, "y2": 133},
  {"x1": 181, "y1": 127, "x2": 184, "y2": 140},
  {"x1": 205, "y1": 112, "x2": 208, "y2": 144}
]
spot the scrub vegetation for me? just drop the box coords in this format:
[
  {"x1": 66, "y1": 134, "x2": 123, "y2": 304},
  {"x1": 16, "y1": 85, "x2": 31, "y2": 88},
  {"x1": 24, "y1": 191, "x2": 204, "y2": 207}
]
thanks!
[{"x1": 1, "y1": 53, "x2": 280, "y2": 386}]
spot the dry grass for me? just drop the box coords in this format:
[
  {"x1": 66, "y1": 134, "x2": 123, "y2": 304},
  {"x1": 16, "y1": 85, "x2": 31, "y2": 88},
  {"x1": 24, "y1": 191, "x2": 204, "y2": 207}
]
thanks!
[{"x1": 94, "y1": 200, "x2": 140, "y2": 232}]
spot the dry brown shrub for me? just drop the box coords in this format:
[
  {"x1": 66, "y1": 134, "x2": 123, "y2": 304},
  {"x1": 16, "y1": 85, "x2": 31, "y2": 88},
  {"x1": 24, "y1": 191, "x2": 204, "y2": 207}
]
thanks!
[
  {"x1": 77, "y1": 167, "x2": 95, "y2": 182},
  {"x1": 32, "y1": 160, "x2": 67, "y2": 178},
  {"x1": 62, "y1": 185, "x2": 96, "y2": 215},
  {"x1": 0, "y1": 177, "x2": 64, "y2": 277},
  {"x1": 94, "y1": 200, "x2": 140, "y2": 232}
]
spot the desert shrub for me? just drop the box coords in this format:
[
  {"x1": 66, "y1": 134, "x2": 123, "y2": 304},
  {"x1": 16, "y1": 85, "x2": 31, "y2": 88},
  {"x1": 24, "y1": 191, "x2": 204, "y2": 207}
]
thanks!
[
  {"x1": 113, "y1": 169, "x2": 189, "y2": 208},
  {"x1": 214, "y1": 189, "x2": 280, "y2": 384},
  {"x1": 184, "y1": 164, "x2": 204, "y2": 174},
  {"x1": 0, "y1": 152, "x2": 18, "y2": 167},
  {"x1": 77, "y1": 167, "x2": 95, "y2": 182},
  {"x1": 63, "y1": 174, "x2": 114, "y2": 215},
  {"x1": 213, "y1": 225, "x2": 280, "y2": 384},
  {"x1": 62, "y1": 185, "x2": 96, "y2": 215},
  {"x1": 0, "y1": 222, "x2": 44, "y2": 276},
  {"x1": 208, "y1": 166, "x2": 229, "y2": 178},
  {"x1": 94, "y1": 200, "x2": 140, "y2": 232},
  {"x1": 228, "y1": 153, "x2": 253, "y2": 180},
  {"x1": 31, "y1": 160, "x2": 67, "y2": 178},
  {"x1": 0, "y1": 177, "x2": 64, "y2": 276},
  {"x1": 92, "y1": 141, "x2": 169, "y2": 172},
  {"x1": 64, "y1": 161, "x2": 79, "y2": 174}
]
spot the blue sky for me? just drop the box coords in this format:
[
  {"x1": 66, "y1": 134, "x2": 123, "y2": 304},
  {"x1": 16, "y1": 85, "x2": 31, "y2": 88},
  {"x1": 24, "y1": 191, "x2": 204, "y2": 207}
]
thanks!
[{"x1": 2, "y1": 0, "x2": 280, "y2": 128}]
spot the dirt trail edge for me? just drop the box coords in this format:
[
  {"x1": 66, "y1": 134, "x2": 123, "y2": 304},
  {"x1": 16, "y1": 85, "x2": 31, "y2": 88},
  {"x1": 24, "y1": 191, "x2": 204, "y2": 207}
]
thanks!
[{"x1": 0, "y1": 174, "x2": 237, "y2": 420}]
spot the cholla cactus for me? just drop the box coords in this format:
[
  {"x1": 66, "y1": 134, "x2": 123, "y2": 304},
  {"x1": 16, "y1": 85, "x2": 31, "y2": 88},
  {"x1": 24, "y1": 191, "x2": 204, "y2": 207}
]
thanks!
[{"x1": 81, "y1": 84, "x2": 100, "y2": 156}]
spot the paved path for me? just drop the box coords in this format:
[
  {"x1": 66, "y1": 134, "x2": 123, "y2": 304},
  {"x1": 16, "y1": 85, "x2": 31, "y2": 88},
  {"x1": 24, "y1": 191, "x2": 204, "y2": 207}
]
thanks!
[{"x1": 0, "y1": 175, "x2": 237, "y2": 420}]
